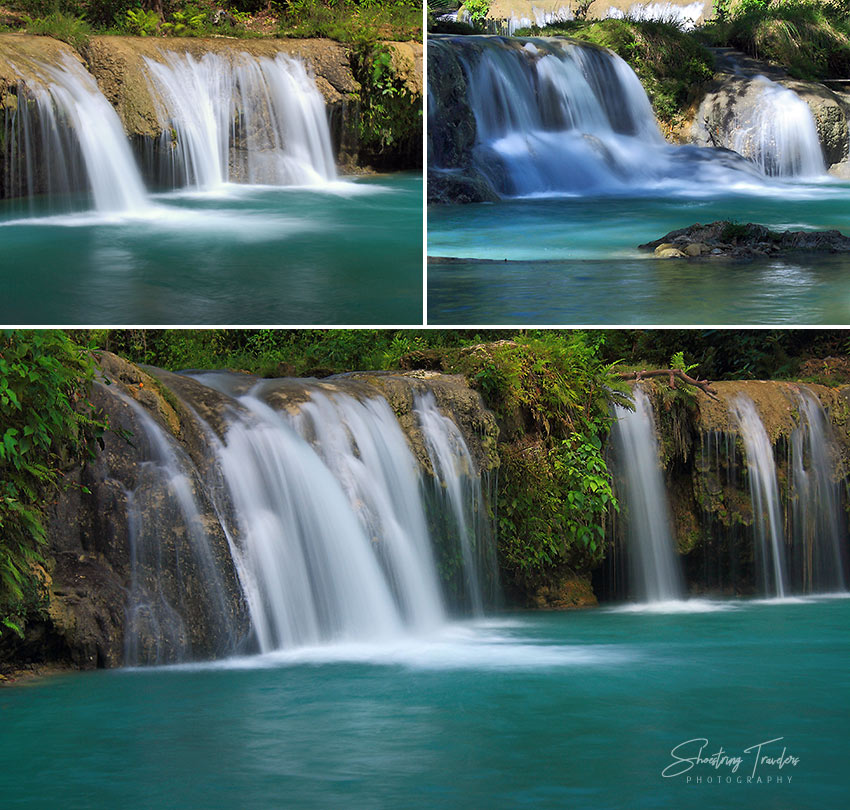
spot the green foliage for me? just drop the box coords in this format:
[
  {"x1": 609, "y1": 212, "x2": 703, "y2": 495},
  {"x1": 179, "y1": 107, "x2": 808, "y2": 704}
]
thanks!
[
  {"x1": 161, "y1": 5, "x2": 206, "y2": 36},
  {"x1": 517, "y1": 19, "x2": 713, "y2": 128},
  {"x1": 0, "y1": 331, "x2": 106, "y2": 637},
  {"x1": 670, "y1": 350, "x2": 698, "y2": 375},
  {"x1": 24, "y1": 11, "x2": 93, "y2": 49},
  {"x1": 464, "y1": 0, "x2": 489, "y2": 23},
  {"x1": 704, "y1": 0, "x2": 850, "y2": 80},
  {"x1": 438, "y1": 332, "x2": 631, "y2": 597},
  {"x1": 278, "y1": 0, "x2": 422, "y2": 43},
  {"x1": 353, "y1": 42, "x2": 422, "y2": 166},
  {"x1": 123, "y1": 6, "x2": 159, "y2": 36},
  {"x1": 498, "y1": 432, "x2": 616, "y2": 592}
]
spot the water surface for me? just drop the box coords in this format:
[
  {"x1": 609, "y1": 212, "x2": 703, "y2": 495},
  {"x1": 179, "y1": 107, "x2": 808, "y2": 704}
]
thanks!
[
  {"x1": 2, "y1": 598, "x2": 845, "y2": 808},
  {"x1": 1, "y1": 174, "x2": 422, "y2": 324}
]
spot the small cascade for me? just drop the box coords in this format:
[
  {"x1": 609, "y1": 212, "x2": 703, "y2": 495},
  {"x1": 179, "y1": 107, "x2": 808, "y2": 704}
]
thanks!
[
  {"x1": 414, "y1": 391, "x2": 498, "y2": 613},
  {"x1": 2, "y1": 55, "x2": 150, "y2": 214},
  {"x1": 143, "y1": 51, "x2": 337, "y2": 189},
  {"x1": 429, "y1": 35, "x2": 766, "y2": 197},
  {"x1": 723, "y1": 76, "x2": 825, "y2": 178},
  {"x1": 118, "y1": 394, "x2": 242, "y2": 666},
  {"x1": 611, "y1": 387, "x2": 684, "y2": 602},
  {"x1": 790, "y1": 391, "x2": 847, "y2": 592},
  {"x1": 730, "y1": 397, "x2": 788, "y2": 597},
  {"x1": 290, "y1": 389, "x2": 446, "y2": 631}
]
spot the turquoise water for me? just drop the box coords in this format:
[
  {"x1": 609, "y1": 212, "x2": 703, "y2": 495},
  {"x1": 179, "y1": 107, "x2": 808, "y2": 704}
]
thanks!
[
  {"x1": 2, "y1": 597, "x2": 846, "y2": 808},
  {"x1": 427, "y1": 186, "x2": 850, "y2": 324},
  {"x1": 0, "y1": 174, "x2": 422, "y2": 325}
]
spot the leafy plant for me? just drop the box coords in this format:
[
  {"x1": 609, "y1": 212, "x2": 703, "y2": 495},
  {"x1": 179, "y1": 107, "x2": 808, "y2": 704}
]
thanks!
[
  {"x1": 124, "y1": 6, "x2": 159, "y2": 36},
  {"x1": 464, "y1": 0, "x2": 490, "y2": 23},
  {"x1": 24, "y1": 11, "x2": 92, "y2": 50},
  {"x1": 0, "y1": 331, "x2": 107, "y2": 637}
]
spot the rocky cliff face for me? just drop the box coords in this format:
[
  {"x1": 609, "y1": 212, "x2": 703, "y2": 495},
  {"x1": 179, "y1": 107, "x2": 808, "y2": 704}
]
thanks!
[{"x1": 10, "y1": 354, "x2": 497, "y2": 672}]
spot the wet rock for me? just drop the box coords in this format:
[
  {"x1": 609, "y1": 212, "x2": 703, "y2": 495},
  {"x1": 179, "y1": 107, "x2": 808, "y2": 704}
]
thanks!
[{"x1": 640, "y1": 220, "x2": 850, "y2": 259}]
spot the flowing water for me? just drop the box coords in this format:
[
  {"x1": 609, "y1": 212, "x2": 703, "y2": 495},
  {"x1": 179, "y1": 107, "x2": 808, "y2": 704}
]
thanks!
[
  {"x1": 612, "y1": 387, "x2": 684, "y2": 602},
  {"x1": 790, "y1": 392, "x2": 848, "y2": 593},
  {"x1": 730, "y1": 397, "x2": 788, "y2": 598},
  {"x1": 1, "y1": 172, "x2": 422, "y2": 323},
  {"x1": 2, "y1": 599, "x2": 846, "y2": 808},
  {"x1": 1, "y1": 49, "x2": 420, "y2": 323},
  {"x1": 112, "y1": 372, "x2": 495, "y2": 664},
  {"x1": 428, "y1": 35, "x2": 848, "y2": 324}
]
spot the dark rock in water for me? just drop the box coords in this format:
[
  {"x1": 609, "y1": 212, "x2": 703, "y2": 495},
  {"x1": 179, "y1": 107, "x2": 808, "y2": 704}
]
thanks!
[
  {"x1": 639, "y1": 221, "x2": 850, "y2": 259},
  {"x1": 428, "y1": 169, "x2": 500, "y2": 204}
]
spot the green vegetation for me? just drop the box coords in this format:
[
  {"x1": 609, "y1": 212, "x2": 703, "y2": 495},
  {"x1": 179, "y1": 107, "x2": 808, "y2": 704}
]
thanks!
[
  {"x1": 434, "y1": 333, "x2": 632, "y2": 600},
  {"x1": 5, "y1": 0, "x2": 421, "y2": 43},
  {"x1": 516, "y1": 19, "x2": 714, "y2": 129},
  {"x1": 278, "y1": 0, "x2": 421, "y2": 43},
  {"x1": 0, "y1": 331, "x2": 106, "y2": 638},
  {"x1": 23, "y1": 11, "x2": 93, "y2": 49},
  {"x1": 704, "y1": 0, "x2": 850, "y2": 80},
  {"x1": 353, "y1": 41, "x2": 422, "y2": 167}
]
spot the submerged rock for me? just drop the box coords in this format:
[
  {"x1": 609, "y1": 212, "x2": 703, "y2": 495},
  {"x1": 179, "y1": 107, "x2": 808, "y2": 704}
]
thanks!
[{"x1": 640, "y1": 221, "x2": 850, "y2": 259}]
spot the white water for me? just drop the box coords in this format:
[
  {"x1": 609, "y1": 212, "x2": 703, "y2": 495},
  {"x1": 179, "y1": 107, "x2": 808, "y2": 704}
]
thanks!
[
  {"x1": 731, "y1": 396, "x2": 788, "y2": 597},
  {"x1": 725, "y1": 76, "x2": 825, "y2": 178},
  {"x1": 791, "y1": 391, "x2": 847, "y2": 592},
  {"x1": 291, "y1": 389, "x2": 446, "y2": 631},
  {"x1": 612, "y1": 387, "x2": 684, "y2": 602},
  {"x1": 145, "y1": 375, "x2": 498, "y2": 660},
  {"x1": 415, "y1": 391, "x2": 496, "y2": 613},
  {"x1": 144, "y1": 51, "x2": 336, "y2": 190},
  {"x1": 4, "y1": 55, "x2": 150, "y2": 213},
  {"x1": 429, "y1": 36, "x2": 765, "y2": 197},
  {"x1": 117, "y1": 393, "x2": 239, "y2": 665}
]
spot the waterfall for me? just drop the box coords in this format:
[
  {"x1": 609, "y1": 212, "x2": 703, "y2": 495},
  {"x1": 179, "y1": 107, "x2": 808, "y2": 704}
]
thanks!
[
  {"x1": 612, "y1": 387, "x2": 684, "y2": 602},
  {"x1": 790, "y1": 391, "x2": 847, "y2": 592},
  {"x1": 143, "y1": 51, "x2": 337, "y2": 190},
  {"x1": 429, "y1": 35, "x2": 816, "y2": 198},
  {"x1": 722, "y1": 77, "x2": 825, "y2": 178},
  {"x1": 2, "y1": 55, "x2": 149, "y2": 214},
  {"x1": 118, "y1": 394, "x2": 242, "y2": 666},
  {"x1": 414, "y1": 391, "x2": 498, "y2": 613},
  {"x1": 730, "y1": 397, "x2": 788, "y2": 598},
  {"x1": 117, "y1": 374, "x2": 497, "y2": 663}
]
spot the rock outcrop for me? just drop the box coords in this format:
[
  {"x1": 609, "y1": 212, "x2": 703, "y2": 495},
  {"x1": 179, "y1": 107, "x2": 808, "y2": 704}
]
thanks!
[{"x1": 640, "y1": 221, "x2": 850, "y2": 259}]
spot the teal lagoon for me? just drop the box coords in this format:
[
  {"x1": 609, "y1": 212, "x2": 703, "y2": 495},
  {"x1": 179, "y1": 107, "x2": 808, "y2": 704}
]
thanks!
[
  {"x1": 0, "y1": 174, "x2": 422, "y2": 325},
  {"x1": 427, "y1": 185, "x2": 850, "y2": 324},
  {"x1": 2, "y1": 597, "x2": 846, "y2": 808}
]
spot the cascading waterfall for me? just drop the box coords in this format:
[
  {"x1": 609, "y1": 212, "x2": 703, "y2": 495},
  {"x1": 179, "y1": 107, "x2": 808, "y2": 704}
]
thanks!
[
  {"x1": 119, "y1": 374, "x2": 497, "y2": 663},
  {"x1": 414, "y1": 391, "x2": 498, "y2": 613},
  {"x1": 2, "y1": 55, "x2": 150, "y2": 213},
  {"x1": 790, "y1": 391, "x2": 847, "y2": 592},
  {"x1": 612, "y1": 387, "x2": 685, "y2": 602},
  {"x1": 723, "y1": 76, "x2": 825, "y2": 178},
  {"x1": 430, "y1": 35, "x2": 819, "y2": 197},
  {"x1": 730, "y1": 396, "x2": 788, "y2": 597},
  {"x1": 118, "y1": 394, "x2": 243, "y2": 666},
  {"x1": 143, "y1": 51, "x2": 337, "y2": 189}
]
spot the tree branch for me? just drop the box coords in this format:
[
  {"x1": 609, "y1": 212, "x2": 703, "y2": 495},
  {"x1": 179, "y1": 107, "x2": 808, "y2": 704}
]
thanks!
[{"x1": 615, "y1": 369, "x2": 719, "y2": 399}]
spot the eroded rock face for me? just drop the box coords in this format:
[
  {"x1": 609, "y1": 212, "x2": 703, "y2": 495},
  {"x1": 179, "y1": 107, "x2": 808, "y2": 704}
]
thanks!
[{"x1": 22, "y1": 355, "x2": 499, "y2": 671}]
